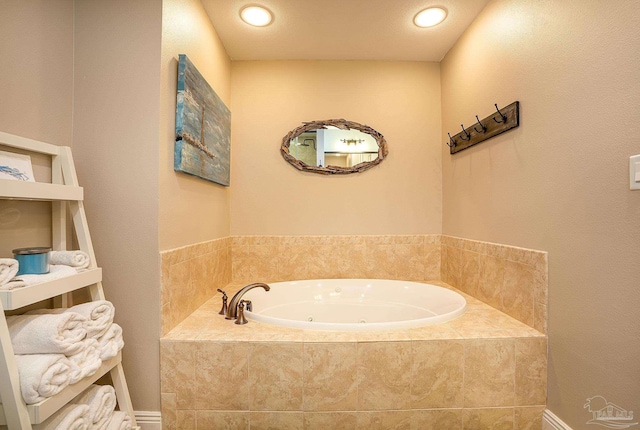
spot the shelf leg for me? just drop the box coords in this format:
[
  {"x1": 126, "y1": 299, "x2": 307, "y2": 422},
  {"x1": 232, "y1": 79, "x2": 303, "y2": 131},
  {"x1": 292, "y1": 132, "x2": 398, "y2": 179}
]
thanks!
[
  {"x1": 0, "y1": 301, "x2": 33, "y2": 429},
  {"x1": 110, "y1": 362, "x2": 138, "y2": 427}
]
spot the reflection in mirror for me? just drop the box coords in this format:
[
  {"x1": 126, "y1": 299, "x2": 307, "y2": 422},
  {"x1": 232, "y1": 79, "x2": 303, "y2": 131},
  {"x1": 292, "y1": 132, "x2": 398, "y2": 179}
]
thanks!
[
  {"x1": 289, "y1": 128, "x2": 379, "y2": 168},
  {"x1": 281, "y1": 119, "x2": 388, "y2": 175}
]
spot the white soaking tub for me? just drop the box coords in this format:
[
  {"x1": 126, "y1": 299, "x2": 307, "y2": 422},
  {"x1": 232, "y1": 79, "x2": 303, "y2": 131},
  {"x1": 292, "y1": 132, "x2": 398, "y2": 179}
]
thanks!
[{"x1": 242, "y1": 279, "x2": 466, "y2": 332}]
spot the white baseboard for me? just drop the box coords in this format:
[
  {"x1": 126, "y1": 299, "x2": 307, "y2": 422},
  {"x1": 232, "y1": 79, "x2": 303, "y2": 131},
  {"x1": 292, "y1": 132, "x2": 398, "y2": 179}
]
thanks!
[
  {"x1": 135, "y1": 411, "x2": 161, "y2": 430},
  {"x1": 543, "y1": 409, "x2": 573, "y2": 430},
  {"x1": 136, "y1": 410, "x2": 569, "y2": 430}
]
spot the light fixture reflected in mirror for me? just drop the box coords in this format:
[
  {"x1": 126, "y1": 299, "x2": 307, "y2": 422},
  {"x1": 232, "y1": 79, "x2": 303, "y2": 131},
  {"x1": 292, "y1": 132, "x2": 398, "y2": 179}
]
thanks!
[
  {"x1": 240, "y1": 5, "x2": 273, "y2": 27},
  {"x1": 341, "y1": 139, "x2": 365, "y2": 145}
]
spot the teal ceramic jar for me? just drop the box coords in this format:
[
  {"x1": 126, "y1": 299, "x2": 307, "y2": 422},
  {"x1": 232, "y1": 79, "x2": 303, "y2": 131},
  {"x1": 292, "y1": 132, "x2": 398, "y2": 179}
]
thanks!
[{"x1": 13, "y1": 247, "x2": 51, "y2": 275}]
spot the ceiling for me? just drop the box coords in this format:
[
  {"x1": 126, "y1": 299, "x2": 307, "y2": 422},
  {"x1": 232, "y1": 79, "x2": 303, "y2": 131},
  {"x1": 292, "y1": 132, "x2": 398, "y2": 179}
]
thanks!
[{"x1": 201, "y1": 0, "x2": 490, "y2": 61}]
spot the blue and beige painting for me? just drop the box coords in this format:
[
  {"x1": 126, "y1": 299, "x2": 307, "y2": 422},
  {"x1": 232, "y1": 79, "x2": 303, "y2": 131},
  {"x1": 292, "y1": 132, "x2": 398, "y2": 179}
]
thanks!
[{"x1": 175, "y1": 54, "x2": 231, "y2": 186}]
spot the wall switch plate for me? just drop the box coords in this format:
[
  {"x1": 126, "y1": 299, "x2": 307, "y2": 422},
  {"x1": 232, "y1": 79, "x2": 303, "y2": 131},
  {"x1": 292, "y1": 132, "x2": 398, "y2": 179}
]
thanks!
[{"x1": 630, "y1": 155, "x2": 640, "y2": 190}]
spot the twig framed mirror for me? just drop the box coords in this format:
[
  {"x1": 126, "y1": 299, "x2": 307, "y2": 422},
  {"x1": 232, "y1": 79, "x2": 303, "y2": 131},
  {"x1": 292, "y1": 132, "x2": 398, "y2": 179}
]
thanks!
[{"x1": 280, "y1": 118, "x2": 388, "y2": 175}]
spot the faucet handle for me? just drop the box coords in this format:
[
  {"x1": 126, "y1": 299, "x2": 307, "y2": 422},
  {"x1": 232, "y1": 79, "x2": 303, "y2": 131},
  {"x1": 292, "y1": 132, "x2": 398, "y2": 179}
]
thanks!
[
  {"x1": 217, "y1": 289, "x2": 228, "y2": 316},
  {"x1": 243, "y1": 300, "x2": 252, "y2": 312},
  {"x1": 235, "y1": 300, "x2": 249, "y2": 325}
]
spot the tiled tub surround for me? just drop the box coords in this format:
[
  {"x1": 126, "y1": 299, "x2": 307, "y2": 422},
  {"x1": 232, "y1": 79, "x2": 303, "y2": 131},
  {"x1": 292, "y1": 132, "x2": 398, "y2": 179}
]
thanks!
[
  {"x1": 229, "y1": 234, "x2": 547, "y2": 333},
  {"x1": 440, "y1": 236, "x2": 547, "y2": 334},
  {"x1": 231, "y1": 235, "x2": 442, "y2": 284},
  {"x1": 161, "y1": 283, "x2": 547, "y2": 430},
  {"x1": 161, "y1": 237, "x2": 232, "y2": 336},
  {"x1": 160, "y1": 235, "x2": 548, "y2": 428}
]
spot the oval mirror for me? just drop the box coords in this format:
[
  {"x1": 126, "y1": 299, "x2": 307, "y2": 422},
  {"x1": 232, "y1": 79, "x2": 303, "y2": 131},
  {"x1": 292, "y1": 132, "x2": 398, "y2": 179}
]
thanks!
[{"x1": 281, "y1": 119, "x2": 388, "y2": 175}]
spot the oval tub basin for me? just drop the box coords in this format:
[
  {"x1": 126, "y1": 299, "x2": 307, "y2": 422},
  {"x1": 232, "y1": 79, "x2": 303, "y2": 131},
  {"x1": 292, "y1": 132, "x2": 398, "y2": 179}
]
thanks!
[{"x1": 242, "y1": 279, "x2": 466, "y2": 332}]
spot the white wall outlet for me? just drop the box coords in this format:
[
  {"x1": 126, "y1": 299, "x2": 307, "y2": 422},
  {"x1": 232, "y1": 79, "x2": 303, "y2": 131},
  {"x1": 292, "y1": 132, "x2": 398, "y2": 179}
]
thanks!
[{"x1": 630, "y1": 155, "x2": 640, "y2": 190}]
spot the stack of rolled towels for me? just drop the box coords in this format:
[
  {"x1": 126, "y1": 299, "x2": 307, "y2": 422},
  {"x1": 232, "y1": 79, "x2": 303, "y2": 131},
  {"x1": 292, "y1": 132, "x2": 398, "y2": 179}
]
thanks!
[
  {"x1": 5, "y1": 300, "x2": 124, "y2": 405},
  {"x1": 0, "y1": 250, "x2": 90, "y2": 290},
  {"x1": 33, "y1": 384, "x2": 132, "y2": 430}
]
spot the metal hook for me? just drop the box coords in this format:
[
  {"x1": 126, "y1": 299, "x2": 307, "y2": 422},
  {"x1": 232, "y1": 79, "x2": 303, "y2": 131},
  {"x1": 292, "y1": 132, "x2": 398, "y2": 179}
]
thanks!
[
  {"x1": 446, "y1": 133, "x2": 456, "y2": 148},
  {"x1": 493, "y1": 103, "x2": 507, "y2": 123},
  {"x1": 474, "y1": 115, "x2": 487, "y2": 133},
  {"x1": 460, "y1": 124, "x2": 471, "y2": 141}
]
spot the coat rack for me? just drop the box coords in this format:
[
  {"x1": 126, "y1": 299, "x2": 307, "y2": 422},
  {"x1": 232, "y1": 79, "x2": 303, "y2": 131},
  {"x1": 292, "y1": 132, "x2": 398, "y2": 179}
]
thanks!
[{"x1": 445, "y1": 101, "x2": 520, "y2": 154}]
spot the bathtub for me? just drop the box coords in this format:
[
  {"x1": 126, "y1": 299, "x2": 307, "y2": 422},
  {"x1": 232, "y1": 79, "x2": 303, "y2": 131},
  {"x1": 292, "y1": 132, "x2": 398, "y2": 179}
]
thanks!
[{"x1": 242, "y1": 279, "x2": 466, "y2": 332}]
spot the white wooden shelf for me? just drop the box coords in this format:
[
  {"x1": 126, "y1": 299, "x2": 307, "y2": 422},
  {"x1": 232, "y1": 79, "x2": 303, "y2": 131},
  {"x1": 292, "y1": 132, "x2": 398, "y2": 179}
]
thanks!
[
  {"x1": 0, "y1": 353, "x2": 122, "y2": 426},
  {"x1": 0, "y1": 269, "x2": 102, "y2": 311},
  {"x1": 0, "y1": 179, "x2": 83, "y2": 201},
  {"x1": 0, "y1": 133, "x2": 138, "y2": 429}
]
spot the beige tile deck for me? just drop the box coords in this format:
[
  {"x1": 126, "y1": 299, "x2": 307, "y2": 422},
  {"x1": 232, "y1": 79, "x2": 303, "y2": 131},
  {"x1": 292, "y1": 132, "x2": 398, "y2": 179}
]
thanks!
[{"x1": 162, "y1": 281, "x2": 545, "y2": 343}]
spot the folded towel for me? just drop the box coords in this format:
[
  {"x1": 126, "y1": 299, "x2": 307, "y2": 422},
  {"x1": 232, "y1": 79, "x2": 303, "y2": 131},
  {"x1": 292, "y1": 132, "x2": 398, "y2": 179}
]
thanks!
[
  {"x1": 72, "y1": 384, "x2": 117, "y2": 430},
  {"x1": 0, "y1": 258, "x2": 19, "y2": 286},
  {"x1": 2, "y1": 264, "x2": 79, "y2": 290},
  {"x1": 68, "y1": 339, "x2": 103, "y2": 385},
  {"x1": 34, "y1": 403, "x2": 91, "y2": 430},
  {"x1": 105, "y1": 411, "x2": 132, "y2": 430},
  {"x1": 50, "y1": 250, "x2": 90, "y2": 269},
  {"x1": 97, "y1": 324, "x2": 124, "y2": 361},
  {"x1": 27, "y1": 300, "x2": 114, "y2": 339},
  {"x1": 14, "y1": 354, "x2": 72, "y2": 404},
  {"x1": 0, "y1": 279, "x2": 28, "y2": 290},
  {"x1": 68, "y1": 301, "x2": 115, "y2": 339},
  {"x1": 26, "y1": 308, "x2": 66, "y2": 315},
  {"x1": 7, "y1": 312, "x2": 88, "y2": 355}
]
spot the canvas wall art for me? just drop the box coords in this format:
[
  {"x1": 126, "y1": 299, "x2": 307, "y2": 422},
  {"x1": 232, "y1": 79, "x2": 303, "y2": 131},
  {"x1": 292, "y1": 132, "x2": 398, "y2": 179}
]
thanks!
[
  {"x1": 174, "y1": 54, "x2": 231, "y2": 186},
  {"x1": 0, "y1": 150, "x2": 35, "y2": 182}
]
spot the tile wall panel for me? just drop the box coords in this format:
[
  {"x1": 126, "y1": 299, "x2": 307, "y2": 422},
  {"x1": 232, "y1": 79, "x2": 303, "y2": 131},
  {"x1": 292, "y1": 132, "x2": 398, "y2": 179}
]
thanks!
[{"x1": 160, "y1": 237, "x2": 232, "y2": 335}]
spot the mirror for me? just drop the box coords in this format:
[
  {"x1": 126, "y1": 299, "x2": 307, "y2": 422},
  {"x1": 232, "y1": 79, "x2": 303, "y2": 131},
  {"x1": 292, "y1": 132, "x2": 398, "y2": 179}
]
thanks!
[{"x1": 281, "y1": 119, "x2": 388, "y2": 175}]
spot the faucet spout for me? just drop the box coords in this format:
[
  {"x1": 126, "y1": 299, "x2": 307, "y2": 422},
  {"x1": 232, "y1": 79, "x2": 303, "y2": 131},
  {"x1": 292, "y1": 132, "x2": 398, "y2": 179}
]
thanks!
[{"x1": 225, "y1": 283, "x2": 270, "y2": 319}]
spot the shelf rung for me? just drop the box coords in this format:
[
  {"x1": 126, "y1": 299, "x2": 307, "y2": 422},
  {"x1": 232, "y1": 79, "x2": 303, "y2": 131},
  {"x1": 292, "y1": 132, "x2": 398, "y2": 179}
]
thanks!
[
  {"x1": 0, "y1": 132, "x2": 62, "y2": 156},
  {"x1": 0, "y1": 352, "x2": 122, "y2": 425},
  {"x1": 0, "y1": 269, "x2": 102, "y2": 310},
  {"x1": 0, "y1": 180, "x2": 83, "y2": 201}
]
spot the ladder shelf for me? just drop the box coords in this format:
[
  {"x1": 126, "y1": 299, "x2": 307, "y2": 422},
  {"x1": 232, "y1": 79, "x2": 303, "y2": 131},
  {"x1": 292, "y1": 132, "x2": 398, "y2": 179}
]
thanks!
[{"x1": 0, "y1": 132, "x2": 138, "y2": 429}]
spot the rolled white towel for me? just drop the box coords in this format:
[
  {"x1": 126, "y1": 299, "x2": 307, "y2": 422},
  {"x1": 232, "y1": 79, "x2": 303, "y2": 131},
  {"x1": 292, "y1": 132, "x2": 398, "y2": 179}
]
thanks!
[
  {"x1": 27, "y1": 300, "x2": 115, "y2": 339},
  {"x1": 97, "y1": 324, "x2": 124, "y2": 361},
  {"x1": 3, "y1": 264, "x2": 78, "y2": 290},
  {"x1": 0, "y1": 278, "x2": 26, "y2": 290},
  {"x1": 7, "y1": 312, "x2": 88, "y2": 356},
  {"x1": 50, "y1": 250, "x2": 90, "y2": 269},
  {"x1": 26, "y1": 308, "x2": 66, "y2": 315},
  {"x1": 72, "y1": 384, "x2": 117, "y2": 430},
  {"x1": 68, "y1": 339, "x2": 103, "y2": 384},
  {"x1": 105, "y1": 411, "x2": 132, "y2": 430},
  {"x1": 0, "y1": 258, "x2": 19, "y2": 286},
  {"x1": 14, "y1": 354, "x2": 72, "y2": 404},
  {"x1": 34, "y1": 403, "x2": 91, "y2": 430},
  {"x1": 68, "y1": 301, "x2": 115, "y2": 339}
]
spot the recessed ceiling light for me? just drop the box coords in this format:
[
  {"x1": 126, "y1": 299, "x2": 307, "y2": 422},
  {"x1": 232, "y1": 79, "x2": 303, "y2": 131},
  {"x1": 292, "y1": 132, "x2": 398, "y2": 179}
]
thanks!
[
  {"x1": 414, "y1": 7, "x2": 447, "y2": 28},
  {"x1": 240, "y1": 5, "x2": 273, "y2": 27}
]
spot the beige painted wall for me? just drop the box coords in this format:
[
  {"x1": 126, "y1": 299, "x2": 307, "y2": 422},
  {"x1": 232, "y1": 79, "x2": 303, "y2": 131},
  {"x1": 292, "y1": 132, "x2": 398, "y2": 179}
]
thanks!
[
  {"x1": 73, "y1": 0, "x2": 162, "y2": 411},
  {"x1": 160, "y1": 0, "x2": 232, "y2": 251},
  {"x1": 441, "y1": 0, "x2": 640, "y2": 427},
  {"x1": 0, "y1": 0, "x2": 74, "y2": 256},
  {"x1": 230, "y1": 61, "x2": 442, "y2": 236},
  {"x1": 0, "y1": 0, "x2": 74, "y2": 145}
]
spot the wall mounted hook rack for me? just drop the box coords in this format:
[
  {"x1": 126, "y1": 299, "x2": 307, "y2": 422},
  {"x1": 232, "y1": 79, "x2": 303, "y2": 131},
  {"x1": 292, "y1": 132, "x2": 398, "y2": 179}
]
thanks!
[{"x1": 446, "y1": 101, "x2": 519, "y2": 154}]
